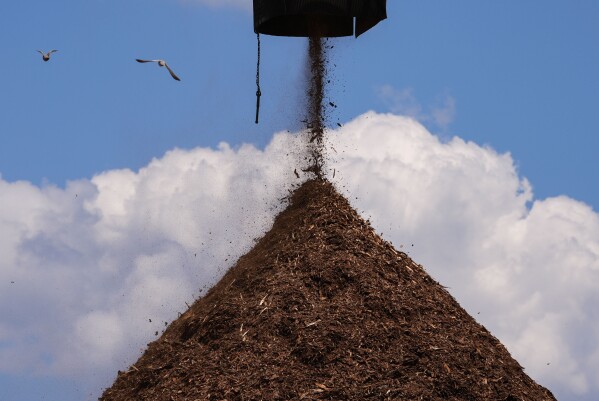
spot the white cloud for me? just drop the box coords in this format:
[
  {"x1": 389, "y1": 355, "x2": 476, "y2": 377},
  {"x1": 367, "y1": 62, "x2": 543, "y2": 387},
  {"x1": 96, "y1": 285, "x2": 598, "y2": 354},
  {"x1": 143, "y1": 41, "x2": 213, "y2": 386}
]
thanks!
[
  {"x1": 1, "y1": 112, "x2": 598, "y2": 401},
  {"x1": 327, "y1": 112, "x2": 599, "y2": 400},
  {"x1": 430, "y1": 93, "x2": 456, "y2": 131},
  {"x1": 377, "y1": 85, "x2": 456, "y2": 131},
  {"x1": 0, "y1": 138, "x2": 304, "y2": 396},
  {"x1": 377, "y1": 86, "x2": 423, "y2": 120}
]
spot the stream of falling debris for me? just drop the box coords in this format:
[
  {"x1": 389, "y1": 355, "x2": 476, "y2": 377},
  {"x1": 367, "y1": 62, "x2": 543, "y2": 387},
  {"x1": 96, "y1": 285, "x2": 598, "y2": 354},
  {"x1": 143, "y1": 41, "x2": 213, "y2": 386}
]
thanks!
[{"x1": 304, "y1": 36, "x2": 327, "y2": 179}]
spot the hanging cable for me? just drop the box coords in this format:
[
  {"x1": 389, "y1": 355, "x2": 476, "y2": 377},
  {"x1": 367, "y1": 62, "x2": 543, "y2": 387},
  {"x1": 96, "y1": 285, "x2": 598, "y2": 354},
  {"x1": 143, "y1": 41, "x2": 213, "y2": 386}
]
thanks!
[{"x1": 255, "y1": 33, "x2": 262, "y2": 124}]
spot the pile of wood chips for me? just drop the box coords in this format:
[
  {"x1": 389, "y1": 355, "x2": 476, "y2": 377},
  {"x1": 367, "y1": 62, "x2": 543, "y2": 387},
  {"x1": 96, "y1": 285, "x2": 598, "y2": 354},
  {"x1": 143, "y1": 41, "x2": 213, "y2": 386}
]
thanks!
[{"x1": 101, "y1": 179, "x2": 556, "y2": 401}]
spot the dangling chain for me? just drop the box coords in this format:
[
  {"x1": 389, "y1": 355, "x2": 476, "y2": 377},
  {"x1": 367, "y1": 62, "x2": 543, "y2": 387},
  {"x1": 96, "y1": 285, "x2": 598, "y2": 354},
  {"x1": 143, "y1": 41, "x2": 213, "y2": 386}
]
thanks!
[{"x1": 255, "y1": 33, "x2": 262, "y2": 124}]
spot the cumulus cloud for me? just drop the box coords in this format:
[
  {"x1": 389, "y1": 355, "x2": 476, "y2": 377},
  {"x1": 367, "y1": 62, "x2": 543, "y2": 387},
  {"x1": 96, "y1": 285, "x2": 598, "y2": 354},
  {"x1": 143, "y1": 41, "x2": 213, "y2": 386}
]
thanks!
[
  {"x1": 0, "y1": 137, "x2": 304, "y2": 397},
  {"x1": 327, "y1": 113, "x2": 599, "y2": 400},
  {"x1": 1, "y1": 112, "x2": 598, "y2": 401}
]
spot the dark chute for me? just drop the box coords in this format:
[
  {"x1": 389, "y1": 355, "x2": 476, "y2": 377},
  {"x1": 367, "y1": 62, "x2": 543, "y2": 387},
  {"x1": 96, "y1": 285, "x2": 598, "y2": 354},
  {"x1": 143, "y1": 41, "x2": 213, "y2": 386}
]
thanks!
[{"x1": 253, "y1": 0, "x2": 387, "y2": 38}]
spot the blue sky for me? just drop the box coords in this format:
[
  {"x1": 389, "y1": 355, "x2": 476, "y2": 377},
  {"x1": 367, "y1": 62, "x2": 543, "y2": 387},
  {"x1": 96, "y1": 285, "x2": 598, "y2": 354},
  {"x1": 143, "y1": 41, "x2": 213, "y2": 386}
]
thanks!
[
  {"x1": 1, "y1": 1, "x2": 599, "y2": 400},
  {"x1": 1, "y1": 0, "x2": 598, "y2": 209}
]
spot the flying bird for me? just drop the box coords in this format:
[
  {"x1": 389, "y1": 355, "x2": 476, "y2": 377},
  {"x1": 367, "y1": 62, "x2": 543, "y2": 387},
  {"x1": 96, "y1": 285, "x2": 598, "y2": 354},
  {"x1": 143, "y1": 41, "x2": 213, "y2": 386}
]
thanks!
[
  {"x1": 135, "y1": 59, "x2": 181, "y2": 81},
  {"x1": 37, "y1": 50, "x2": 58, "y2": 62}
]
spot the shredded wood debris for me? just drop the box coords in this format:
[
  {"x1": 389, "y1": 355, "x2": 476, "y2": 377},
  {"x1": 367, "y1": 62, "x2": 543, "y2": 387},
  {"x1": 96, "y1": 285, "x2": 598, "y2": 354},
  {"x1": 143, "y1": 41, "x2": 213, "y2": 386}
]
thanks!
[{"x1": 101, "y1": 180, "x2": 555, "y2": 401}]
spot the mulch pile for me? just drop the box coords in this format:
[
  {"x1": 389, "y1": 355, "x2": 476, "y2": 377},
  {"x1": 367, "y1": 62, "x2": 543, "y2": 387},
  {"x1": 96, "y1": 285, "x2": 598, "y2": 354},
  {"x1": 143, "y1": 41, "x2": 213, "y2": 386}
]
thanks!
[{"x1": 100, "y1": 179, "x2": 556, "y2": 400}]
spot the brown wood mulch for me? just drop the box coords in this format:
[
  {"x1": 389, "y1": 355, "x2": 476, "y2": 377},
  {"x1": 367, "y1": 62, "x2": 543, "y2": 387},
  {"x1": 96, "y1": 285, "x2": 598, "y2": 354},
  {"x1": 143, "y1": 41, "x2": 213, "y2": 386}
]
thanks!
[{"x1": 100, "y1": 179, "x2": 556, "y2": 401}]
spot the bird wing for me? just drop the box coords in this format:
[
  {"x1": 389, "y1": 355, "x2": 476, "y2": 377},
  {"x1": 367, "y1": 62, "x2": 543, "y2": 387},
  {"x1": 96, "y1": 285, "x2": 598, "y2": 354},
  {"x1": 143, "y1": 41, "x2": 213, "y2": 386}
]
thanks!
[
  {"x1": 136, "y1": 59, "x2": 158, "y2": 63},
  {"x1": 37, "y1": 50, "x2": 44, "y2": 55},
  {"x1": 49, "y1": 50, "x2": 58, "y2": 54},
  {"x1": 164, "y1": 63, "x2": 181, "y2": 81}
]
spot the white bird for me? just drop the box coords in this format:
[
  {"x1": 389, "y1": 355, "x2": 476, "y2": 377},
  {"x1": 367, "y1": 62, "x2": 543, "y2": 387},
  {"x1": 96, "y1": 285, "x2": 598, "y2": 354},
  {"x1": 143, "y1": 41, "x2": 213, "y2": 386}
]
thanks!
[
  {"x1": 37, "y1": 50, "x2": 58, "y2": 62},
  {"x1": 135, "y1": 59, "x2": 181, "y2": 81}
]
